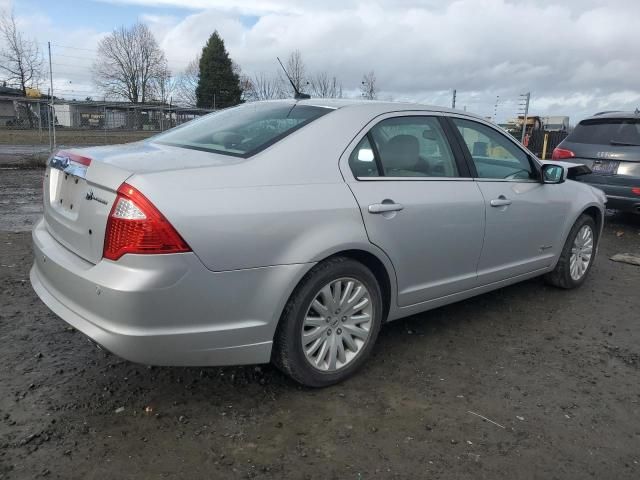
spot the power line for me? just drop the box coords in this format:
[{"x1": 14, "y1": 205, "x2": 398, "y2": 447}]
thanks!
[
  {"x1": 44, "y1": 42, "x2": 196, "y2": 70},
  {"x1": 51, "y1": 62, "x2": 93, "y2": 69},
  {"x1": 56, "y1": 89, "x2": 100, "y2": 94},
  {"x1": 53, "y1": 53, "x2": 96, "y2": 61},
  {"x1": 49, "y1": 43, "x2": 97, "y2": 52}
]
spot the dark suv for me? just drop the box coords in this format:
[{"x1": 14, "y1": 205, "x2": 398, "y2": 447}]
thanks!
[{"x1": 553, "y1": 111, "x2": 640, "y2": 213}]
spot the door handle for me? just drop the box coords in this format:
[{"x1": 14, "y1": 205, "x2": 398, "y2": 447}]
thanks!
[
  {"x1": 368, "y1": 202, "x2": 404, "y2": 214},
  {"x1": 490, "y1": 196, "x2": 512, "y2": 207}
]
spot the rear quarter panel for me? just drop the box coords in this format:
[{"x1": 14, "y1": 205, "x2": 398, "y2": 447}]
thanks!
[
  {"x1": 126, "y1": 106, "x2": 389, "y2": 272},
  {"x1": 130, "y1": 181, "x2": 372, "y2": 271}
]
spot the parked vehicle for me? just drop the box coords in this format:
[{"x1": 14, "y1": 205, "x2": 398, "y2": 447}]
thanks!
[
  {"x1": 542, "y1": 116, "x2": 570, "y2": 132},
  {"x1": 31, "y1": 100, "x2": 606, "y2": 387},
  {"x1": 553, "y1": 111, "x2": 640, "y2": 213}
]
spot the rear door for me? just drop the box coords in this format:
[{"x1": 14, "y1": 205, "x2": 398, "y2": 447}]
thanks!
[
  {"x1": 342, "y1": 113, "x2": 486, "y2": 307},
  {"x1": 448, "y1": 117, "x2": 570, "y2": 284}
]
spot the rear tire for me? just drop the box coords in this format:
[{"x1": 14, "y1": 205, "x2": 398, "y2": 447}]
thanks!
[
  {"x1": 544, "y1": 214, "x2": 597, "y2": 289},
  {"x1": 273, "y1": 257, "x2": 383, "y2": 387}
]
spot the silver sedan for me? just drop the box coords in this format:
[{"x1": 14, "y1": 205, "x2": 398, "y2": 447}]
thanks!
[{"x1": 30, "y1": 100, "x2": 606, "y2": 387}]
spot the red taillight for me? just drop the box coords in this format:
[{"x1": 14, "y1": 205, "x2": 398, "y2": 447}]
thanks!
[
  {"x1": 551, "y1": 147, "x2": 575, "y2": 160},
  {"x1": 103, "y1": 183, "x2": 191, "y2": 261},
  {"x1": 631, "y1": 187, "x2": 640, "y2": 196}
]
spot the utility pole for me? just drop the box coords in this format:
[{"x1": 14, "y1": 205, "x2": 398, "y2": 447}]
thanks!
[
  {"x1": 48, "y1": 42, "x2": 56, "y2": 150},
  {"x1": 493, "y1": 95, "x2": 500, "y2": 121},
  {"x1": 519, "y1": 92, "x2": 530, "y2": 144},
  {"x1": 103, "y1": 101, "x2": 107, "y2": 144},
  {"x1": 451, "y1": 89, "x2": 457, "y2": 109},
  {"x1": 47, "y1": 88, "x2": 52, "y2": 151}
]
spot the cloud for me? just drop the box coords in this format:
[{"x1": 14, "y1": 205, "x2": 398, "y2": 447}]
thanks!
[
  {"x1": 2, "y1": 10, "x2": 107, "y2": 100},
  {"x1": 146, "y1": 0, "x2": 640, "y2": 121},
  {"x1": 0, "y1": 0, "x2": 12, "y2": 12},
  {"x1": 8, "y1": 0, "x2": 640, "y2": 122}
]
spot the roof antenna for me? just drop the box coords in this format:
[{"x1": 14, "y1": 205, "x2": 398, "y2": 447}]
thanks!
[{"x1": 277, "y1": 56, "x2": 310, "y2": 100}]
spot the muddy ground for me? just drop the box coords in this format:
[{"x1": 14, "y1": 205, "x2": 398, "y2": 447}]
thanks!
[{"x1": 1, "y1": 166, "x2": 640, "y2": 479}]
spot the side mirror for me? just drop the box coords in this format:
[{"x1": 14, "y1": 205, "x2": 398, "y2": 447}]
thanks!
[{"x1": 542, "y1": 164, "x2": 566, "y2": 184}]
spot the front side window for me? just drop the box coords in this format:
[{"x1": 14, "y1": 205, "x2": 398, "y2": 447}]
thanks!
[
  {"x1": 452, "y1": 118, "x2": 536, "y2": 180},
  {"x1": 349, "y1": 116, "x2": 458, "y2": 178},
  {"x1": 153, "y1": 103, "x2": 332, "y2": 158}
]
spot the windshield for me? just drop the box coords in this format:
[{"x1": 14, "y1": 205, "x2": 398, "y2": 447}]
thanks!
[
  {"x1": 567, "y1": 118, "x2": 640, "y2": 145},
  {"x1": 152, "y1": 103, "x2": 332, "y2": 157}
]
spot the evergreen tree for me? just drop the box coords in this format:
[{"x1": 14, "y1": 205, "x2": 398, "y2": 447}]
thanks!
[{"x1": 196, "y1": 31, "x2": 242, "y2": 109}]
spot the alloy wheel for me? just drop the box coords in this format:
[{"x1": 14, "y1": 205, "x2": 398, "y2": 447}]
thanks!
[
  {"x1": 569, "y1": 224, "x2": 594, "y2": 281},
  {"x1": 301, "y1": 277, "x2": 373, "y2": 372}
]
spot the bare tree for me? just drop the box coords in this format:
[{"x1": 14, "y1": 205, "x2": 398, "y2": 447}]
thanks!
[
  {"x1": 151, "y1": 61, "x2": 175, "y2": 104},
  {"x1": 281, "y1": 49, "x2": 308, "y2": 95},
  {"x1": 175, "y1": 55, "x2": 199, "y2": 107},
  {"x1": 0, "y1": 10, "x2": 43, "y2": 95},
  {"x1": 243, "y1": 73, "x2": 284, "y2": 101},
  {"x1": 360, "y1": 70, "x2": 377, "y2": 100},
  {"x1": 232, "y1": 61, "x2": 253, "y2": 103},
  {"x1": 93, "y1": 22, "x2": 166, "y2": 104},
  {"x1": 310, "y1": 71, "x2": 342, "y2": 98}
]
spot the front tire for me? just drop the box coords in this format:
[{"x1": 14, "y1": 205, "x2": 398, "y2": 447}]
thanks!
[
  {"x1": 544, "y1": 214, "x2": 597, "y2": 289},
  {"x1": 273, "y1": 257, "x2": 383, "y2": 387}
]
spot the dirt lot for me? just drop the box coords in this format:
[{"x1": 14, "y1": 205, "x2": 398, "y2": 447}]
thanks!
[{"x1": 1, "y1": 167, "x2": 640, "y2": 479}]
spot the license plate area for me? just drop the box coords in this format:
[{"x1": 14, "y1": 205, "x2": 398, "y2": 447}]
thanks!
[
  {"x1": 591, "y1": 160, "x2": 619, "y2": 175},
  {"x1": 49, "y1": 169, "x2": 86, "y2": 217},
  {"x1": 48, "y1": 151, "x2": 92, "y2": 216}
]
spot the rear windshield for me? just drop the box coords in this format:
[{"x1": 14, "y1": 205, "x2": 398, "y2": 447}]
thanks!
[
  {"x1": 152, "y1": 103, "x2": 332, "y2": 157},
  {"x1": 567, "y1": 118, "x2": 640, "y2": 145}
]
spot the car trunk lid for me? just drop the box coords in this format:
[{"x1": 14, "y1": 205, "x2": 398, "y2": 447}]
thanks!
[{"x1": 43, "y1": 142, "x2": 237, "y2": 264}]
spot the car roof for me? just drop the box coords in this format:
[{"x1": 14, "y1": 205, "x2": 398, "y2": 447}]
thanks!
[
  {"x1": 585, "y1": 110, "x2": 640, "y2": 121},
  {"x1": 255, "y1": 98, "x2": 488, "y2": 122}
]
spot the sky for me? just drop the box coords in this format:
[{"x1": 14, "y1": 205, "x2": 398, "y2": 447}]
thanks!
[{"x1": 3, "y1": 0, "x2": 640, "y2": 124}]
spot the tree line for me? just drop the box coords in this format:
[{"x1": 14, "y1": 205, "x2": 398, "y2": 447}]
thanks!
[{"x1": 0, "y1": 10, "x2": 379, "y2": 108}]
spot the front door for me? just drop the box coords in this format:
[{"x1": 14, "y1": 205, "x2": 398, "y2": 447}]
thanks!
[
  {"x1": 449, "y1": 117, "x2": 570, "y2": 285},
  {"x1": 344, "y1": 115, "x2": 486, "y2": 307}
]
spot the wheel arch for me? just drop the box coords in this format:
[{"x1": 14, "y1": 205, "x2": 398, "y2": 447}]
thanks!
[
  {"x1": 324, "y1": 249, "x2": 393, "y2": 322},
  {"x1": 581, "y1": 205, "x2": 603, "y2": 241},
  {"x1": 568, "y1": 202, "x2": 604, "y2": 248},
  {"x1": 552, "y1": 201, "x2": 604, "y2": 271},
  {"x1": 272, "y1": 244, "x2": 398, "y2": 343}
]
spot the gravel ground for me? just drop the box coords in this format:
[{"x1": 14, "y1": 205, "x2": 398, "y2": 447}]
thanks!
[{"x1": 1, "y1": 168, "x2": 640, "y2": 479}]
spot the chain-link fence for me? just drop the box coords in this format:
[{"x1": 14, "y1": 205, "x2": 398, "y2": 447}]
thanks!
[
  {"x1": 527, "y1": 130, "x2": 569, "y2": 159},
  {"x1": 0, "y1": 96, "x2": 213, "y2": 151}
]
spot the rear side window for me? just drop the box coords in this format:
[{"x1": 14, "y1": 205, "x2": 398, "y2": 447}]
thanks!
[
  {"x1": 349, "y1": 116, "x2": 459, "y2": 178},
  {"x1": 568, "y1": 118, "x2": 640, "y2": 145},
  {"x1": 153, "y1": 103, "x2": 332, "y2": 157},
  {"x1": 349, "y1": 136, "x2": 380, "y2": 177}
]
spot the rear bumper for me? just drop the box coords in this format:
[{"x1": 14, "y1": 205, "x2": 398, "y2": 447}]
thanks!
[
  {"x1": 30, "y1": 218, "x2": 311, "y2": 366},
  {"x1": 576, "y1": 177, "x2": 640, "y2": 213}
]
